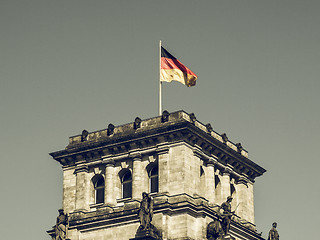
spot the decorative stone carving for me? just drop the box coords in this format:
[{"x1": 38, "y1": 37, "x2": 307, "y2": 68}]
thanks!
[
  {"x1": 221, "y1": 133, "x2": 228, "y2": 143},
  {"x1": 55, "y1": 209, "x2": 69, "y2": 240},
  {"x1": 268, "y1": 222, "x2": 279, "y2": 240},
  {"x1": 138, "y1": 192, "x2": 153, "y2": 230},
  {"x1": 134, "y1": 117, "x2": 142, "y2": 129},
  {"x1": 73, "y1": 165, "x2": 89, "y2": 174},
  {"x1": 161, "y1": 110, "x2": 169, "y2": 123},
  {"x1": 236, "y1": 143, "x2": 243, "y2": 153},
  {"x1": 81, "y1": 130, "x2": 88, "y2": 142},
  {"x1": 217, "y1": 196, "x2": 234, "y2": 236},
  {"x1": 206, "y1": 123, "x2": 213, "y2": 133},
  {"x1": 236, "y1": 177, "x2": 248, "y2": 186},
  {"x1": 107, "y1": 123, "x2": 114, "y2": 136},
  {"x1": 189, "y1": 113, "x2": 196, "y2": 123},
  {"x1": 135, "y1": 192, "x2": 162, "y2": 239},
  {"x1": 207, "y1": 196, "x2": 236, "y2": 240},
  {"x1": 207, "y1": 220, "x2": 223, "y2": 240}
]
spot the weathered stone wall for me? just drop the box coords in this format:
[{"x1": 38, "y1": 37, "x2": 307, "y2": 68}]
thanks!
[
  {"x1": 203, "y1": 162, "x2": 215, "y2": 203},
  {"x1": 68, "y1": 222, "x2": 139, "y2": 240},
  {"x1": 61, "y1": 144, "x2": 256, "y2": 232},
  {"x1": 63, "y1": 168, "x2": 76, "y2": 213},
  {"x1": 168, "y1": 143, "x2": 200, "y2": 196},
  {"x1": 50, "y1": 111, "x2": 265, "y2": 240}
]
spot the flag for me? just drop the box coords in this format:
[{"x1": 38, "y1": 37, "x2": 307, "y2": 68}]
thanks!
[{"x1": 160, "y1": 46, "x2": 197, "y2": 87}]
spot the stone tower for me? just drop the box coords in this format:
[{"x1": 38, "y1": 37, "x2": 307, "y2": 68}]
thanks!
[{"x1": 48, "y1": 111, "x2": 266, "y2": 240}]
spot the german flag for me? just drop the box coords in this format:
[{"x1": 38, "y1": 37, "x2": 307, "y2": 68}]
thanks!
[{"x1": 160, "y1": 47, "x2": 197, "y2": 87}]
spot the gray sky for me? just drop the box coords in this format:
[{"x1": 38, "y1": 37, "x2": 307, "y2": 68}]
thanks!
[{"x1": 1, "y1": 1, "x2": 319, "y2": 239}]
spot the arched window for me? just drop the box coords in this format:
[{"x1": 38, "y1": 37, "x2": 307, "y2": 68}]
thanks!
[
  {"x1": 121, "y1": 170, "x2": 132, "y2": 199},
  {"x1": 93, "y1": 175, "x2": 105, "y2": 204},
  {"x1": 149, "y1": 166, "x2": 159, "y2": 193}
]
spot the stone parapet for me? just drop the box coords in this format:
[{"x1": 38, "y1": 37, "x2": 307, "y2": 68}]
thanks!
[
  {"x1": 50, "y1": 111, "x2": 265, "y2": 182},
  {"x1": 48, "y1": 193, "x2": 263, "y2": 240}
]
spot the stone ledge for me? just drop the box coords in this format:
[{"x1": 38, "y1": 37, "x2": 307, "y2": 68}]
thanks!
[
  {"x1": 50, "y1": 111, "x2": 266, "y2": 181},
  {"x1": 58, "y1": 194, "x2": 256, "y2": 233}
]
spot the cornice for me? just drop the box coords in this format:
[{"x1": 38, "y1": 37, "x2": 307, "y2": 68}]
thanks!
[{"x1": 50, "y1": 111, "x2": 266, "y2": 181}]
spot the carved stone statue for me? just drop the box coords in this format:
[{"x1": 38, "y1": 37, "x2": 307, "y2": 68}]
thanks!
[
  {"x1": 81, "y1": 130, "x2": 88, "y2": 142},
  {"x1": 207, "y1": 220, "x2": 223, "y2": 240},
  {"x1": 268, "y1": 222, "x2": 279, "y2": 240},
  {"x1": 206, "y1": 123, "x2": 213, "y2": 133},
  {"x1": 217, "y1": 196, "x2": 234, "y2": 236},
  {"x1": 189, "y1": 113, "x2": 196, "y2": 123},
  {"x1": 236, "y1": 143, "x2": 243, "y2": 153},
  {"x1": 134, "y1": 192, "x2": 162, "y2": 239},
  {"x1": 138, "y1": 192, "x2": 153, "y2": 230},
  {"x1": 107, "y1": 123, "x2": 115, "y2": 136},
  {"x1": 134, "y1": 117, "x2": 142, "y2": 129},
  {"x1": 207, "y1": 196, "x2": 235, "y2": 240},
  {"x1": 221, "y1": 133, "x2": 228, "y2": 143},
  {"x1": 55, "y1": 209, "x2": 68, "y2": 240},
  {"x1": 161, "y1": 110, "x2": 169, "y2": 123}
]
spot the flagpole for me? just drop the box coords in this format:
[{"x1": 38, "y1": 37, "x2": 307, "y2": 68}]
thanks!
[{"x1": 159, "y1": 40, "x2": 162, "y2": 116}]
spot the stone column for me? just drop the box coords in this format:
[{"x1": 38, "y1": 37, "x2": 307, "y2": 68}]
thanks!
[
  {"x1": 247, "y1": 182, "x2": 255, "y2": 223},
  {"x1": 105, "y1": 160, "x2": 116, "y2": 205},
  {"x1": 220, "y1": 169, "x2": 231, "y2": 203},
  {"x1": 193, "y1": 146, "x2": 202, "y2": 196},
  {"x1": 205, "y1": 159, "x2": 215, "y2": 203},
  {"x1": 74, "y1": 164, "x2": 90, "y2": 211},
  {"x1": 132, "y1": 154, "x2": 143, "y2": 199},
  {"x1": 235, "y1": 177, "x2": 249, "y2": 221},
  {"x1": 157, "y1": 146, "x2": 169, "y2": 194}
]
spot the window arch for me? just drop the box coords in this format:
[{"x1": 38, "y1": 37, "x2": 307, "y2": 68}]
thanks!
[
  {"x1": 92, "y1": 175, "x2": 105, "y2": 204},
  {"x1": 149, "y1": 165, "x2": 159, "y2": 193},
  {"x1": 120, "y1": 169, "x2": 132, "y2": 199}
]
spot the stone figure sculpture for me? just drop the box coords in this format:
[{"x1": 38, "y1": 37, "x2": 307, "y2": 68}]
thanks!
[
  {"x1": 189, "y1": 113, "x2": 196, "y2": 123},
  {"x1": 207, "y1": 220, "x2": 224, "y2": 240},
  {"x1": 55, "y1": 209, "x2": 68, "y2": 240},
  {"x1": 107, "y1": 123, "x2": 115, "y2": 136},
  {"x1": 161, "y1": 110, "x2": 170, "y2": 123},
  {"x1": 135, "y1": 192, "x2": 162, "y2": 239},
  {"x1": 268, "y1": 222, "x2": 279, "y2": 240},
  {"x1": 217, "y1": 196, "x2": 234, "y2": 235},
  {"x1": 138, "y1": 192, "x2": 153, "y2": 230},
  {"x1": 207, "y1": 196, "x2": 235, "y2": 239},
  {"x1": 81, "y1": 130, "x2": 88, "y2": 142},
  {"x1": 221, "y1": 133, "x2": 228, "y2": 143},
  {"x1": 134, "y1": 117, "x2": 142, "y2": 129}
]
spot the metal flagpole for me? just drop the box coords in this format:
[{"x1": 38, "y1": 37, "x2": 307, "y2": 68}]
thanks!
[{"x1": 159, "y1": 40, "x2": 162, "y2": 116}]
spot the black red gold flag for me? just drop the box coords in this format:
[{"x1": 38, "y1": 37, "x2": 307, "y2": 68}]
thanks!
[{"x1": 160, "y1": 47, "x2": 197, "y2": 87}]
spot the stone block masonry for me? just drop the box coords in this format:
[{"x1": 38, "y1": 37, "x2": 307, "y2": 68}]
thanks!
[{"x1": 48, "y1": 110, "x2": 266, "y2": 240}]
